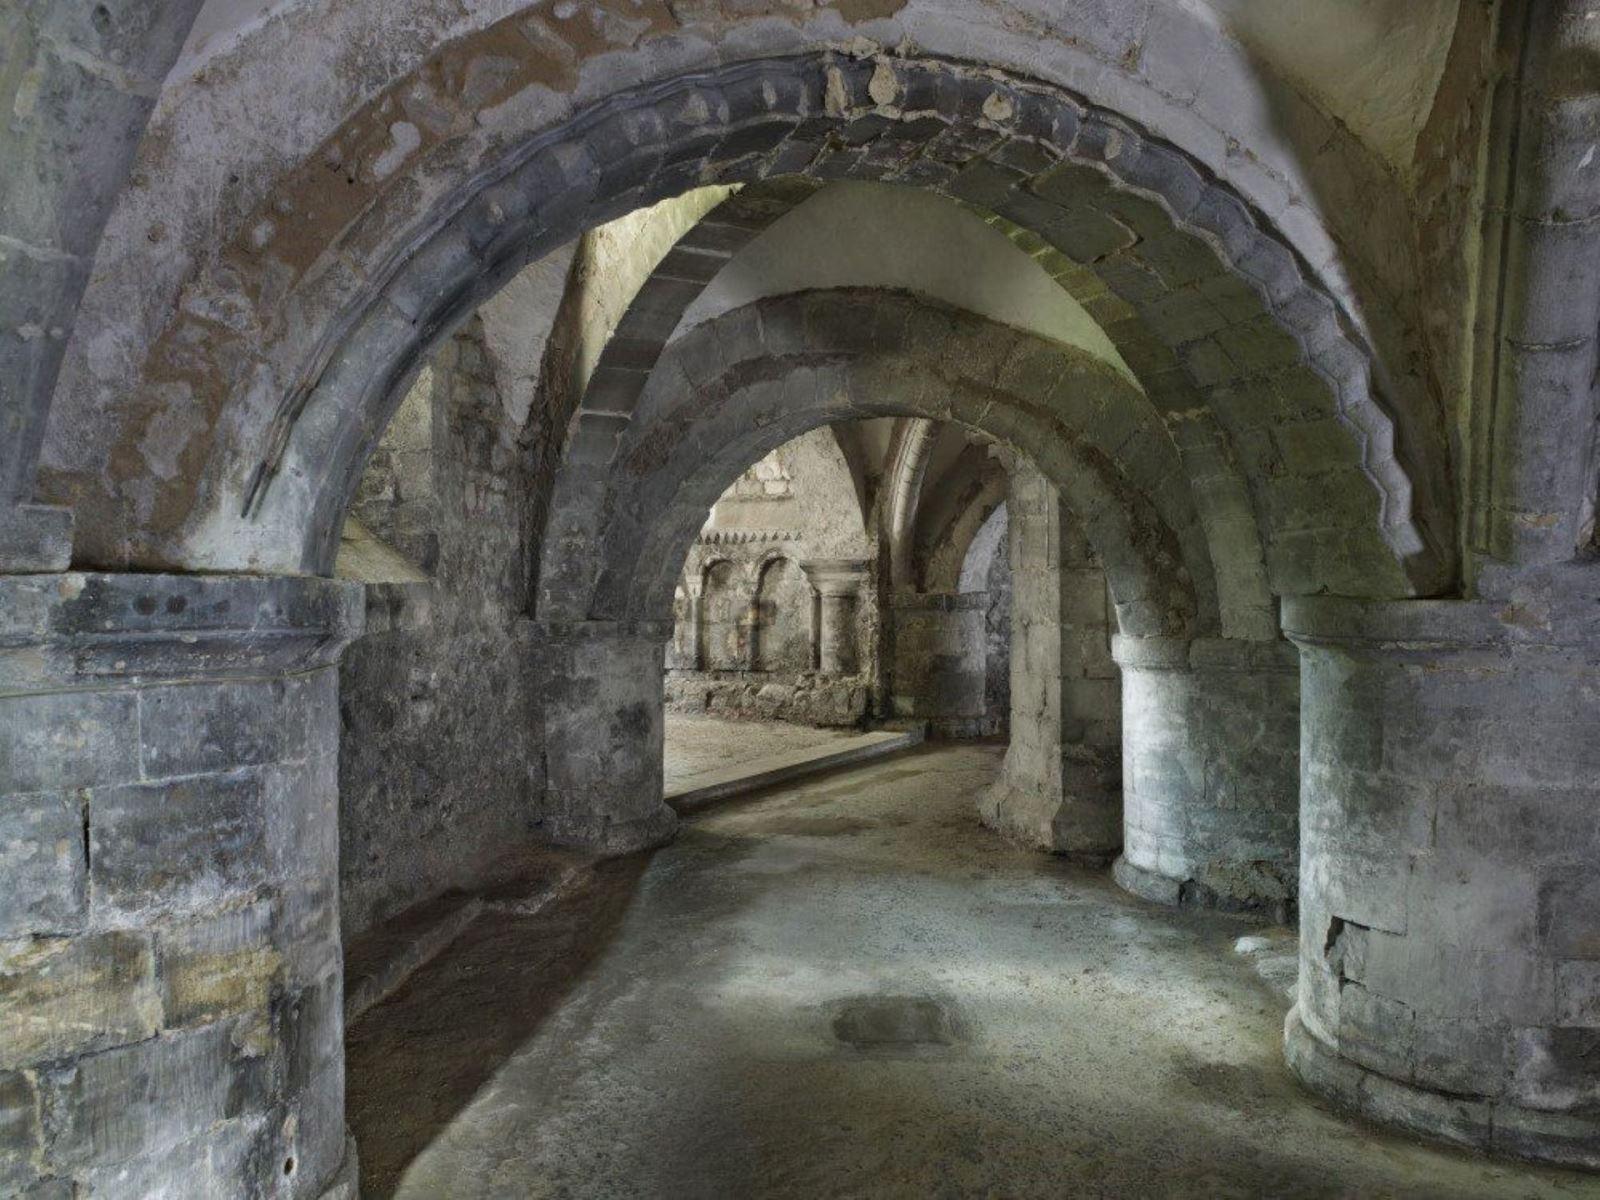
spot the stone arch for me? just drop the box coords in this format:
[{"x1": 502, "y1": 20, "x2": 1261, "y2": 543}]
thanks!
[
  {"x1": 883, "y1": 418, "x2": 940, "y2": 591},
  {"x1": 85, "y1": 52, "x2": 1446, "y2": 607},
  {"x1": 919, "y1": 444, "x2": 1009, "y2": 594},
  {"x1": 960, "y1": 501, "x2": 1010, "y2": 596},
  {"x1": 540, "y1": 288, "x2": 1209, "y2": 639}
]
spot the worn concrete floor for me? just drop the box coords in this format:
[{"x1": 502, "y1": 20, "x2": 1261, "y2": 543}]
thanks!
[
  {"x1": 662, "y1": 713, "x2": 860, "y2": 793},
  {"x1": 347, "y1": 743, "x2": 1600, "y2": 1199}
]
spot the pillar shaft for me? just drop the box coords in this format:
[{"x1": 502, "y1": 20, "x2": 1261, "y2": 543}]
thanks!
[
  {"x1": 801, "y1": 560, "x2": 867, "y2": 677},
  {"x1": 1284, "y1": 594, "x2": 1600, "y2": 1168},
  {"x1": 1111, "y1": 636, "x2": 1299, "y2": 918},
  {"x1": 0, "y1": 573, "x2": 362, "y2": 1198},
  {"x1": 979, "y1": 463, "x2": 1120, "y2": 857},
  {"x1": 537, "y1": 620, "x2": 678, "y2": 852}
]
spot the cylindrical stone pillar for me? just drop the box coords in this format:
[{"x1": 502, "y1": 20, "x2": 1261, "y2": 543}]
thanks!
[
  {"x1": 1283, "y1": 595, "x2": 1600, "y2": 1168},
  {"x1": 537, "y1": 620, "x2": 679, "y2": 852},
  {"x1": 801, "y1": 560, "x2": 867, "y2": 676},
  {"x1": 686, "y1": 585, "x2": 705, "y2": 670},
  {"x1": 1111, "y1": 636, "x2": 1300, "y2": 920},
  {"x1": 886, "y1": 591, "x2": 990, "y2": 737},
  {"x1": 0, "y1": 573, "x2": 363, "y2": 1198}
]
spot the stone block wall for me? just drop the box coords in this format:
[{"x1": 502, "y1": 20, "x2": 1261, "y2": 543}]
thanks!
[
  {"x1": 337, "y1": 319, "x2": 546, "y2": 937},
  {"x1": 0, "y1": 574, "x2": 360, "y2": 1198},
  {"x1": 664, "y1": 670, "x2": 869, "y2": 727},
  {"x1": 886, "y1": 592, "x2": 992, "y2": 737},
  {"x1": 1284, "y1": 595, "x2": 1600, "y2": 1168}
]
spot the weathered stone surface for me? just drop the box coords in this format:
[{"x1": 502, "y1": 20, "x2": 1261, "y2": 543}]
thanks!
[
  {"x1": 0, "y1": 933, "x2": 159, "y2": 1070},
  {"x1": 157, "y1": 901, "x2": 280, "y2": 1028},
  {"x1": 1113, "y1": 635, "x2": 1300, "y2": 917},
  {"x1": 90, "y1": 773, "x2": 269, "y2": 921},
  {"x1": 0, "y1": 573, "x2": 356, "y2": 1197},
  {"x1": 0, "y1": 792, "x2": 87, "y2": 938},
  {"x1": 1284, "y1": 595, "x2": 1600, "y2": 1167},
  {"x1": 0, "y1": 1069, "x2": 42, "y2": 1195},
  {"x1": 39, "y1": 1020, "x2": 261, "y2": 1170}
]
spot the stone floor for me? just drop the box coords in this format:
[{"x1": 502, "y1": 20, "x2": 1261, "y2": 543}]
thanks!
[
  {"x1": 662, "y1": 712, "x2": 861, "y2": 792},
  {"x1": 346, "y1": 744, "x2": 1600, "y2": 1199}
]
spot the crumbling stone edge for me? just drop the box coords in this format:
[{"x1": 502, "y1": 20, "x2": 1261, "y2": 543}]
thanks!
[{"x1": 1112, "y1": 855, "x2": 1293, "y2": 925}]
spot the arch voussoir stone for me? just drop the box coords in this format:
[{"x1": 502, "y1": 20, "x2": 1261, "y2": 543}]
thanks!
[
  {"x1": 538, "y1": 289, "x2": 1212, "y2": 643},
  {"x1": 97, "y1": 51, "x2": 1442, "y2": 610}
]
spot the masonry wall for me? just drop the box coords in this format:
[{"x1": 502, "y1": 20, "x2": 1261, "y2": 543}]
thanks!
[
  {"x1": 336, "y1": 320, "x2": 545, "y2": 938},
  {"x1": 665, "y1": 430, "x2": 876, "y2": 727}
]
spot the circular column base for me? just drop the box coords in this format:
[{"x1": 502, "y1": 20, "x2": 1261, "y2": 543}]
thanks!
[
  {"x1": 1113, "y1": 855, "x2": 1293, "y2": 923},
  {"x1": 976, "y1": 781, "x2": 1119, "y2": 863},
  {"x1": 1285, "y1": 1007, "x2": 1600, "y2": 1171}
]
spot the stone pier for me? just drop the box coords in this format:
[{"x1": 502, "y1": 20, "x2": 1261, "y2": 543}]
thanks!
[
  {"x1": 1284, "y1": 595, "x2": 1600, "y2": 1169},
  {"x1": 0, "y1": 573, "x2": 362, "y2": 1198}
]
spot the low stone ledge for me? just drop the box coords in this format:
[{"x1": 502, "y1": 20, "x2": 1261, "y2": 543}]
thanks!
[
  {"x1": 345, "y1": 850, "x2": 594, "y2": 1023},
  {"x1": 665, "y1": 727, "x2": 925, "y2": 814}
]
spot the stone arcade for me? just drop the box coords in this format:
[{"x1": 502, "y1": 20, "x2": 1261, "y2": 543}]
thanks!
[{"x1": 3, "y1": 2, "x2": 1600, "y2": 1196}]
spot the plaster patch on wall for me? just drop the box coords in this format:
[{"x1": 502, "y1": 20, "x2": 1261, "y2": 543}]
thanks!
[{"x1": 372, "y1": 121, "x2": 421, "y2": 181}]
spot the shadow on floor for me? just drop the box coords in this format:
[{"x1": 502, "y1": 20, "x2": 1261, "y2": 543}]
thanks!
[{"x1": 343, "y1": 855, "x2": 651, "y2": 1198}]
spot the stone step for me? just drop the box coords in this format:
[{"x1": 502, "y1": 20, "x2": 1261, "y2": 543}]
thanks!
[{"x1": 664, "y1": 726, "x2": 926, "y2": 814}]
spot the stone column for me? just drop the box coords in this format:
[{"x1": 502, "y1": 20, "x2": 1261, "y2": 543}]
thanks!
[
  {"x1": 1111, "y1": 636, "x2": 1300, "y2": 920},
  {"x1": 1283, "y1": 595, "x2": 1600, "y2": 1169},
  {"x1": 0, "y1": 573, "x2": 363, "y2": 1198},
  {"x1": 686, "y1": 582, "x2": 705, "y2": 671},
  {"x1": 979, "y1": 464, "x2": 1120, "y2": 858},
  {"x1": 886, "y1": 591, "x2": 989, "y2": 737},
  {"x1": 802, "y1": 560, "x2": 867, "y2": 675},
  {"x1": 537, "y1": 620, "x2": 679, "y2": 852}
]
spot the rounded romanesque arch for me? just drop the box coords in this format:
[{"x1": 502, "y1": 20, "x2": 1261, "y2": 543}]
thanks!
[
  {"x1": 919, "y1": 444, "x2": 1009, "y2": 594},
  {"x1": 539, "y1": 288, "x2": 1212, "y2": 639},
  {"x1": 64, "y1": 53, "x2": 1445, "y2": 607}
]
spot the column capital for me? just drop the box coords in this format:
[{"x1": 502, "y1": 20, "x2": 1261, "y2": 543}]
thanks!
[
  {"x1": 800, "y1": 558, "x2": 869, "y2": 597},
  {"x1": 1111, "y1": 634, "x2": 1298, "y2": 673},
  {"x1": 0, "y1": 572, "x2": 364, "y2": 693}
]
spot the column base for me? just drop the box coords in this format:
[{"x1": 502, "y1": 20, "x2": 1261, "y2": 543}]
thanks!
[
  {"x1": 317, "y1": 1135, "x2": 361, "y2": 1199},
  {"x1": 546, "y1": 802, "x2": 679, "y2": 855},
  {"x1": 977, "y1": 780, "x2": 1119, "y2": 864},
  {"x1": 1285, "y1": 1008, "x2": 1600, "y2": 1171},
  {"x1": 1113, "y1": 855, "x2": 1293, "y2": 924}
]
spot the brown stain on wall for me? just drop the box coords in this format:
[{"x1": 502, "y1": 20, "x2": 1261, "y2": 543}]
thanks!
[{"x1": 96, "y1": 1, "x2": 903, "y2": 567}]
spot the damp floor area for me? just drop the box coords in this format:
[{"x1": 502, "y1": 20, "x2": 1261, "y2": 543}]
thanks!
[{"x1": 346, "y1": 742, "x2": 1600, "y2": 1199}]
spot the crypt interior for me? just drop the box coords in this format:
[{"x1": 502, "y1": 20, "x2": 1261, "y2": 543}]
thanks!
[{"x1": 4, "y1": 1, "x2": 1600, "y2": 1197}]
